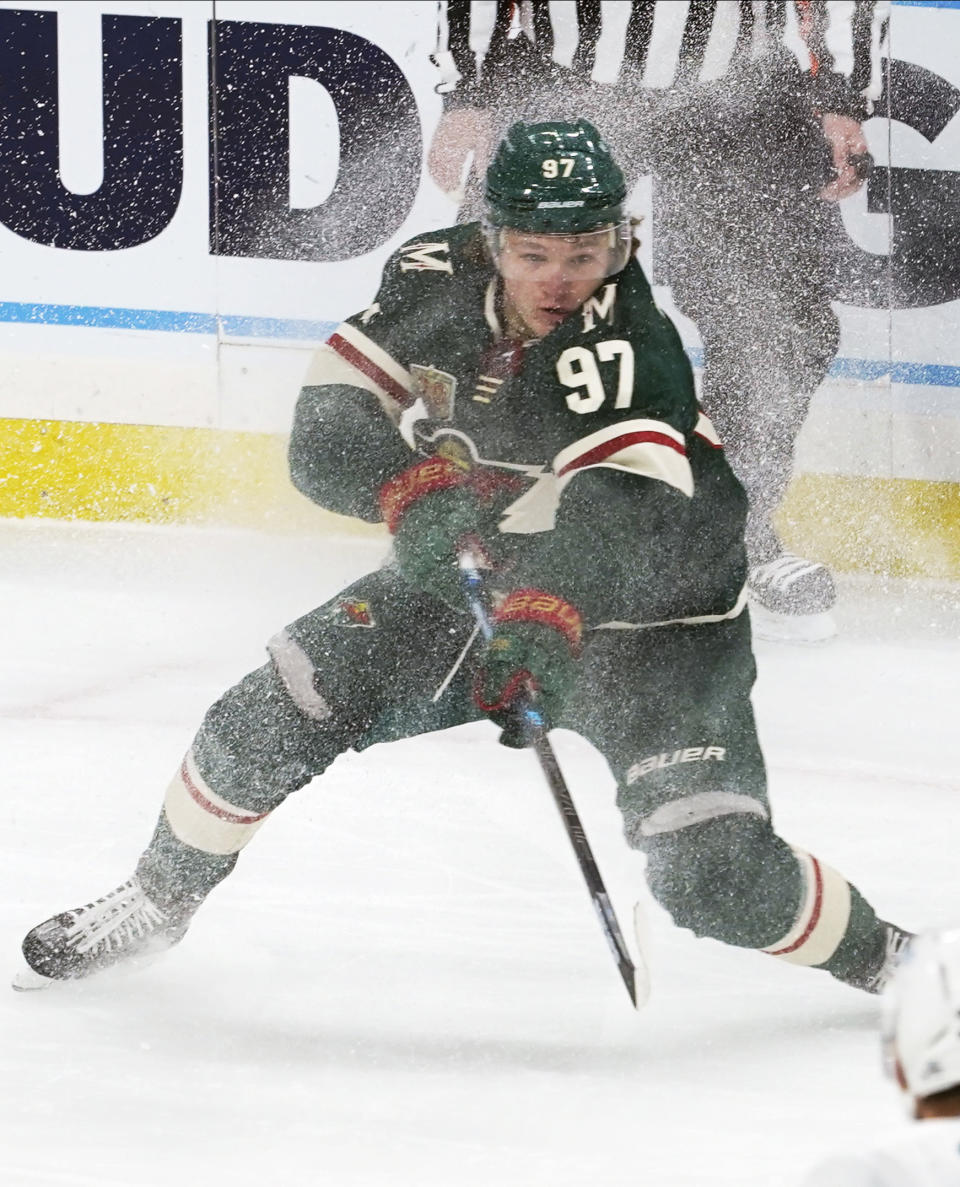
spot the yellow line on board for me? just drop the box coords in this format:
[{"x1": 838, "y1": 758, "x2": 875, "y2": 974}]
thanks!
[
  {"x1": 0, "y1": 417, "x2": 383, "y2": 536},
  {"x1": 778, "y1": 473, "x2": 960, "y2": 581},
  {"x1": 1, "y1": 418, "x2": 958, "y2": 575}
]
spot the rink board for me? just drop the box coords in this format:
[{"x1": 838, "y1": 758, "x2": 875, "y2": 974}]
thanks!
[
  {"x1": 1, "y1": 0, "x2": 959, "y2": 575},
  {"x1": 2, "y1": 415, "x2": 958, "y2": 579}
]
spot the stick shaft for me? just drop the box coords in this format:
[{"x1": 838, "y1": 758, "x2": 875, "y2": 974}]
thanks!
[
  {"x1": 459, "y1": 557, "x2": 640, "y2": 1006},
  {"x1": 531, "y1": 738, "x2": 639, "y2": 1006}
]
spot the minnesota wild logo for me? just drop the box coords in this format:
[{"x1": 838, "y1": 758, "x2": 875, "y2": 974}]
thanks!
[{"x1": 325, "y1": 598, "x2": 376, "y2": 628}]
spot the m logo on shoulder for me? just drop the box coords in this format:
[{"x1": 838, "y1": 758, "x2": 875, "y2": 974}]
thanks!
[
  {"x1": 581, "y1": 284, "x2": 616, "y2": 332},
  {"x1": 399, "y1": 241, "x2": 453, "y2": 274}
]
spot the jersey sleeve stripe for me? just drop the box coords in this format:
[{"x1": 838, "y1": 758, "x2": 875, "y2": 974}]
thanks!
[
  {"x1": 560, "y1": 428, "x2": 686, "y2": 470},
  {"x1": 694, "y1": 410, "x2": 723, "y2": 448},
  {"x1": 302, "y1": 342, "x2": 382, "y2": 392},
  {"x1": 554, "y1": 419, "x2": 693, "y2": 497},
  {"x1": 327, "y1": 322, "x2": 413, "y2": 409}
]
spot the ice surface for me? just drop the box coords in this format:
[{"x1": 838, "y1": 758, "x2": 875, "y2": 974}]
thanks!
[{"x1": 2, "y1": 518, "x2": 958, "y2": 1187}]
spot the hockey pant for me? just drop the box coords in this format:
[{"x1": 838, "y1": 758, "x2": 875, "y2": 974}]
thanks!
[{"x1": 137, "y1": 566, "x2": 887, "y2": 987}]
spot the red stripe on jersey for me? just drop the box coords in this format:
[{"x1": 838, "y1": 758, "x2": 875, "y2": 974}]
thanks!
[
  {"x1": 328, "y1": 332, "x2": 413, "y2": 409},
  {"x1": 179, "y1": 759, "x2": 270, "y2": 825},
  {"x1": 556, "y1": 430, "x2": 687, "y2": 478},
  {"x1": 767, "y1": 857, "x2": 825, "y2": 957},
  {"x1": 695, "y1": 430, "x2": 723, "y2": 449}
]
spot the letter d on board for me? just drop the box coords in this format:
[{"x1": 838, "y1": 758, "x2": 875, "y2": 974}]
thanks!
[{"x1": 209, "y1": 20, "x2": 421, "y2": 262}]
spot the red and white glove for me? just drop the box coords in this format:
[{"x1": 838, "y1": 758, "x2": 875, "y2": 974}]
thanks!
[{"x1": 473, "y1": 588, "x2": 583, "y2": 748}]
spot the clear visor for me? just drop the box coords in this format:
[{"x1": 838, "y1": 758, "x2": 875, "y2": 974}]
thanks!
[{"x1": 483, "y1": 221, "x2": 633, "y2": 282}]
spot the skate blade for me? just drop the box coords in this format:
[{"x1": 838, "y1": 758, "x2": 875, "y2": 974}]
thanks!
[
  {"x1": 632, "y1": 902, "x2": 652, "y2": 1010},
  {"x1": 748, "y1": 602, "x2": 837, "y2": 644},
  {"x1": 12, "y1": 942, "x2": 173, "y2": 993},
  {"x1": 11, "y1": 963, "x2": 59, "y2": 992}
]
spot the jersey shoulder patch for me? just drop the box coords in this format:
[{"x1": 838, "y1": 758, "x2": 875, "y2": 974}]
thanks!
[
  {"x1": 397, "y1": 239, "x2": 454, "y2": 274},
  {"x1": 388, "y1": 223, "x2": 483, "y2": 281},
  {"x1": 373, "y1": 223, "x2": 487, "y2": 321}
]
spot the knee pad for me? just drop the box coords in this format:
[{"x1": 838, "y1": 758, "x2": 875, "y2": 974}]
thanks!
[
  {"x1": 193, "y1": 659, "x2": 363, "y2": 811},
  {"x1": 162, "y1": 658, "x2": 365, "y2": 860},
  {"x1": 641, "y1": 806, "x2": 802, "y2": 949}
]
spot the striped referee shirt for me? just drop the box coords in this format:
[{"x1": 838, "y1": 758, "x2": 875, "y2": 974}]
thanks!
[{"x1": 433, "y1": 1, "x2": 889, "y2": 120}]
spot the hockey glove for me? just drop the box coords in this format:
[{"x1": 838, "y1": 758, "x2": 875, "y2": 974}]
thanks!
[
  {"x1": 379, "y1": 457, "x2": 518, "y2": 608},
  {"x1": 473, "y1": 589, "x2": 583, "y2": 748}
]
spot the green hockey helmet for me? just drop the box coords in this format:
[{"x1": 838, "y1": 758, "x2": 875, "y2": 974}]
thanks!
[
  {"x1": 483, "y1": 121, "x2": 632, "y2": 276},
  {"x1": 485, "y1": 120, "x2": 626, "y2": 232}
]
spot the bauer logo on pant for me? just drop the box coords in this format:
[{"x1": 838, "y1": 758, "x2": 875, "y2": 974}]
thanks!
[{"x1": 626, "y1": 746, "x2": 725, "y2": 784}]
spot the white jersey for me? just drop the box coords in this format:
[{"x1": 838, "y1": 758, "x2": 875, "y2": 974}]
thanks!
[{"x1": 800, "y1": 1118, "x2": 960, "y2": 1187}]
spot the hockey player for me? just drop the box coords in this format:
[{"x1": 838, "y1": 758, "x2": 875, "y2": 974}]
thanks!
[
  {"x1": 800, "y1": 930, "x2": 960, "y2": 1186},
  {"x1": 17, "y1": 122, "x2": 908, "y2": 1000},
  {"x1": 429, "y1": 1, "x2": 889, "y2": 643}
]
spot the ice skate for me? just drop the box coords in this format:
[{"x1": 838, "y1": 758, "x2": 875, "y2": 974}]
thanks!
[
  {"x1": 834, "y1": 922, "x2": 913, "y2": 997},
  {"x1": 861, "y1": 923, "x2": 914, "y2": 995},
  {"x1": 748, "y1": 552, "x2": 837, "y2": 643},
  {"x1": 14, "y1": 875, "x2": 193, "y2": 991}
]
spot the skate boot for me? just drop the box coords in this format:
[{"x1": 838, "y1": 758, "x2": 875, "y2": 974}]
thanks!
[
  {"x1": 845, "y1": 923, "x2": 914, "y2": 995},
  {"x1": 863, "y1": 924, "x2": 914, "y2": 995},
  {"x1": 14, "y1": 875, "x2": 195, "y2": 990},
  {"x1": 748, "y1": 552, "x2": 837, "y2": 643}
]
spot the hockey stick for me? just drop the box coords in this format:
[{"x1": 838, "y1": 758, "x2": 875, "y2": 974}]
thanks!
[{"x1": 458, "y1": 555, "x2": 644, "y2": 1008}]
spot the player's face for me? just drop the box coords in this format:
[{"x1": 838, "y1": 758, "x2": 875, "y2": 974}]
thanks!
[{"x1": 498, "y1": 229, "x2": 613, "y2": 338}]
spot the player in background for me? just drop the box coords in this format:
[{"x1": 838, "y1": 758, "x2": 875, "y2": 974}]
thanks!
[
  {"x1": 800, "y1": 930, "x2": 960, "y2": 1186},
  {"x1": 429, "y1": 1, "x2": 889, "y2": 642},
  {"x1": 16, "y1": 122, "x2": 908, "y2": 1002}
]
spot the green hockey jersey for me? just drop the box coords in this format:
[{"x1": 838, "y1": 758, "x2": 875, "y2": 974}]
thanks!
[{"x1": 290, "y1": 223, "x2": 748, "y2": 629}]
